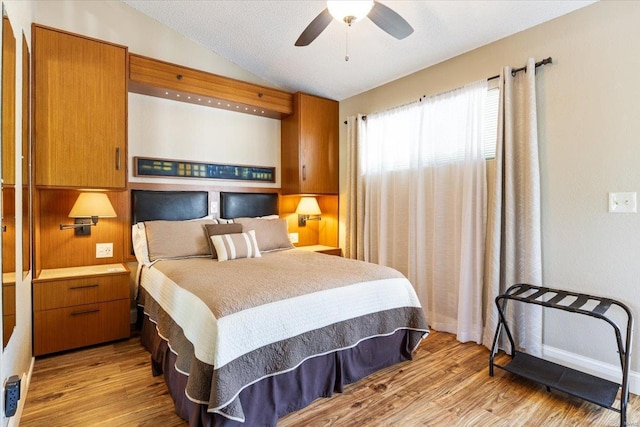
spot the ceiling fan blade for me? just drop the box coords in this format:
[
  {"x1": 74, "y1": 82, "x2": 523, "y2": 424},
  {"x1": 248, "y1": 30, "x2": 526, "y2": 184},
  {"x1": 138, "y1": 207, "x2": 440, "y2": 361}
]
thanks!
[
  {"x1": 295, "y1": 8, "x2": 333, "y2": 46},
  {"x1": 369, "y1": 1, "x2": 414, "y2": 40}
]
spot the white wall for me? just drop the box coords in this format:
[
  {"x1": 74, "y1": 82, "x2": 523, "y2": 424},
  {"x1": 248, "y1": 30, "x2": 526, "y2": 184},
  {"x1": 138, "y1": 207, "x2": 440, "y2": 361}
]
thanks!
[
  {"x1": 31, "y1": 1, "x2": 274, "y2": 88},
  {"x1": 128, "y1": 94, "x2": 280, "y2": 188},
  {"x1": 340, "y1": 0, "x2": 640, "y2": 388}
]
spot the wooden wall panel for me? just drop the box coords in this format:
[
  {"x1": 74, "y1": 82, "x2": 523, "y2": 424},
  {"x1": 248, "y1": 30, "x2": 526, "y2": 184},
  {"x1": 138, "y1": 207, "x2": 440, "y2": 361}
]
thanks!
[
  {"x1": 31, "y1": 184, "x2": 340, "y2": 268},
  {"x1": 280, "y1": 194, "x2": 338, "y2": 248},
  {"x1": 35, "y1": 189, "x2": 128, "y2": 272},
  {"x1": 318, "y1": 195, "x2": 339, "y2": 248}
]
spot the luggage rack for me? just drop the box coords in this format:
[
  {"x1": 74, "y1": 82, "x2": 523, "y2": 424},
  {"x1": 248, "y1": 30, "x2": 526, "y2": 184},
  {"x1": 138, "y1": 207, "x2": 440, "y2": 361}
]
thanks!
[{"x1": 489, "y1": 284, "x2": 633, "y2": 427}]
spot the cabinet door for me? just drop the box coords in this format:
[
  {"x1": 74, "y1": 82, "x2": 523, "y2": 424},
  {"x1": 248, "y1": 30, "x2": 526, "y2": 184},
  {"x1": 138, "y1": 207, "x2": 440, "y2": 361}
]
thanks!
[
  {"x1": 299, "y1": 94, "x2": 338, "y2": 194},
  {"x1": 281, "y1": 93, "x2": 338, "y2": 195},
  {"x1": 34, "y1": 26, "x2": 127, "y2": 188}
]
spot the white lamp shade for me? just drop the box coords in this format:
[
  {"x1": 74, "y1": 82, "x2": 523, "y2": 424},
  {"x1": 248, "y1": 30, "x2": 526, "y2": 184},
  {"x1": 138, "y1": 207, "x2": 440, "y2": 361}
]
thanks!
[
  {"x1": 295, "y1": 197, "x2": 322, "y2": 215},
  {"x1": 68, "y1": 193, "x2": 117, "y2": 218},
  {"x1": 327, "y1": 0, "x2": 374, "y2": 23}
]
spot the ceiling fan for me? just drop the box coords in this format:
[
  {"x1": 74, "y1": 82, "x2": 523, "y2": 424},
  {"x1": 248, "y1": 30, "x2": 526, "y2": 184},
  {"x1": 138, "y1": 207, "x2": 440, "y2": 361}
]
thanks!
[{"x1": 295, "y1": 0, "x2": 414, "y2": 47}]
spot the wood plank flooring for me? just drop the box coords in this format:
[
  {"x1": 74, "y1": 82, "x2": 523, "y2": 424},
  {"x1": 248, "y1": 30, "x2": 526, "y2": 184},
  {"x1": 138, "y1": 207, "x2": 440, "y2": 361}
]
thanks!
[{"x1": 21, "y1": 331, "x2": 638, "y2": 426}]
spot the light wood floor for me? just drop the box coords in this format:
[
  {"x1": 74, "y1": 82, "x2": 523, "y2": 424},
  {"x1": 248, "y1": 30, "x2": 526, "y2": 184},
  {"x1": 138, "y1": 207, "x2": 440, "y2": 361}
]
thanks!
[{"x1": 21, "y1": 331, "x2": 638, "y2": 426}]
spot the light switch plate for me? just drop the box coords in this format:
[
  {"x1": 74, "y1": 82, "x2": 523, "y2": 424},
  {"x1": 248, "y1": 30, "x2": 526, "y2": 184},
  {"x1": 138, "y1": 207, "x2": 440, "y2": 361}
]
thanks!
[
  {"x1": 608, "y1": 192, "x2": 637, "y2": 213},
  {"x1": 289, "y1": 232, "x2": 299, "y2": 244}
]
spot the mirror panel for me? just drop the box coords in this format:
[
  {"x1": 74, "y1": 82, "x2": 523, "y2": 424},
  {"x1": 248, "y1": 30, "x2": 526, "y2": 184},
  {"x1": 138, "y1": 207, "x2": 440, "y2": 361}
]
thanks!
[
  {"x1": 2, "y1": 11, "x2": 16, "y2": 348},
  {"x1": 22, "y1": 33, "x2": 29, "y2": 279}
]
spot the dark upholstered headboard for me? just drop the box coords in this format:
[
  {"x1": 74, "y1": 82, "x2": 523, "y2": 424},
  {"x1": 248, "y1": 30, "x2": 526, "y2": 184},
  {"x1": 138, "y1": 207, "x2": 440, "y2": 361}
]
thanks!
[
  {"x1": 131, "y1": 190, "x2": 208, "y2": 224},
  {"x1": 220, "y1": 192, "x2": 278, "y2": 219},
  {"x1": 130, "y1": 190, "x2": 279, "y2": 224}
]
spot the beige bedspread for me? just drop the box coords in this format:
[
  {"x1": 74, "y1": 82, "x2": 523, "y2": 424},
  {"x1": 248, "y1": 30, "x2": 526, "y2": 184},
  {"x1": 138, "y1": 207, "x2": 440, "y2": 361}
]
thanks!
[{"x1": 139, "y1": 249, "x2": 429, "y2": 422}]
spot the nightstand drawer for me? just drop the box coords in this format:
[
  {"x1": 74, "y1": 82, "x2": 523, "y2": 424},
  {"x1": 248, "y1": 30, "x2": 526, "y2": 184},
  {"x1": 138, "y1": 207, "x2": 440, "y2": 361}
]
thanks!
[
  {"x1": 33, "y1": 299, "x2": 130, "y2": 355},
  {"x1": 33, "y1": 274, "x2": 129, "y2": 311}
]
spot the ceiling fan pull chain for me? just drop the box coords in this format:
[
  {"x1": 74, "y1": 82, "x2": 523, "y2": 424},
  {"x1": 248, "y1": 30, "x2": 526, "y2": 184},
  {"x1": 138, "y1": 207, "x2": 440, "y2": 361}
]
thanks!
[{"x1": 345, "y1": 25, "x2": 350, "y2": 62}]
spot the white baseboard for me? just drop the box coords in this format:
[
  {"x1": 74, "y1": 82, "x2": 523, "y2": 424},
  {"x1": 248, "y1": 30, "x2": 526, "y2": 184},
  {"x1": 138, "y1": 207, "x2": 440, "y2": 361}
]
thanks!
[
  {"x1": 7, "y1": 357, "x2": 34, "y2": 427},
  {"x1": 542, "y1": 344, "x2": 639, "y2": 395}
]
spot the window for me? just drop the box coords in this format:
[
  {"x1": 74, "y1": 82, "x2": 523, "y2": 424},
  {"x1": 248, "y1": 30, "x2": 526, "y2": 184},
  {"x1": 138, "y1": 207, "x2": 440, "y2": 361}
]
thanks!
[
  {"x1": 483, "y1": 84, "x2": 499, "y2": 159},
  {"x1": 363, "y1": 80, "x2": 498, "y2": 174}
]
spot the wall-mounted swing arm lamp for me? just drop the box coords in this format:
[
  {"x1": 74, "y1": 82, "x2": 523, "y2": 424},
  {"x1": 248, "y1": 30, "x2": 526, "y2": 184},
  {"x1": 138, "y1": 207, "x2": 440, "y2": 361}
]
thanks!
[
  {"x1": 296, "y1": 196, "x2": 322, "y2": 227},
  {"x1": 59, "y1": 193, "x2": 117, "y2": 236}
]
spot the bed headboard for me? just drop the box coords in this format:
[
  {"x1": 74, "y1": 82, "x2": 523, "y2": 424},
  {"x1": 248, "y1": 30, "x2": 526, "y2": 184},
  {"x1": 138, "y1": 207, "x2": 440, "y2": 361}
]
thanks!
[
  {"x1": 220, "y1": 192, "x2": 278, "y2": 219},
  {"x1": 131, "y1": 190, "x2": 208, "y2": 224},
  {"x1": 130, "y1": 190, "x2": 279, "y2": 224}
]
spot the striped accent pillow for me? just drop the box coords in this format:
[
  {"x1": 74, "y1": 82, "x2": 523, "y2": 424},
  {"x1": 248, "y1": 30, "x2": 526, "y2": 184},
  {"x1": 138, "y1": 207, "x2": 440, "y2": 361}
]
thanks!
[{"x1": 210, "y1": 230, "x2": 262, "y2": 262}]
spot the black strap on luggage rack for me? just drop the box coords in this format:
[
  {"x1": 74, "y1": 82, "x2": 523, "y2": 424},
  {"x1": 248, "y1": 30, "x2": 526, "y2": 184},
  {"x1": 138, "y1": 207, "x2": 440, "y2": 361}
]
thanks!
[{"x1": 489, "y1": 284, "x2": 633, "y2": 427}]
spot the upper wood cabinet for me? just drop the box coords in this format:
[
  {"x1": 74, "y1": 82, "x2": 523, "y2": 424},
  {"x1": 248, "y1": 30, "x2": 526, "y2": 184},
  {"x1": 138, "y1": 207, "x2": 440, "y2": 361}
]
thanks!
[
  {"x1": 281, "y1": 93, "x2": 338, "y2": 195},
  {"x1": 33, "y1": 25, "x2": 127, "y2": 189}
]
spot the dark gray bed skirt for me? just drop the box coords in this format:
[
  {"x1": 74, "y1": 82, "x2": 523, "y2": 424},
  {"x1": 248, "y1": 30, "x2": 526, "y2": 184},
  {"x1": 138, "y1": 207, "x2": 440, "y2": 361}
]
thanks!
[{"x1": 140, "y1": 312, "x2": 417, "y2": 427}]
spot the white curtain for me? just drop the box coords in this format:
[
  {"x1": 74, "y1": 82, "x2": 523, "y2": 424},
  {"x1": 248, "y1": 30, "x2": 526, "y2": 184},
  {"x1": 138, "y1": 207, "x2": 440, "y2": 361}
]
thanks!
[
  {"x1": 482, "y1": 58, "x2": 543, "y2": 355},
  {"x1": 347, "y1": 80, "x2": 488, "y2": 343},
  {"x1": 345, "y1": 114, "x2": 367, "y2": 260}
]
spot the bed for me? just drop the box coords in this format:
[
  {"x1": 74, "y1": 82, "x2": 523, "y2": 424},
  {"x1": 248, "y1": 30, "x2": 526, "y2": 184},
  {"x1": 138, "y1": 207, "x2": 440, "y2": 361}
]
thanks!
[{"x1": 132, "y1": 190, "x2": 429, "y2": 426}]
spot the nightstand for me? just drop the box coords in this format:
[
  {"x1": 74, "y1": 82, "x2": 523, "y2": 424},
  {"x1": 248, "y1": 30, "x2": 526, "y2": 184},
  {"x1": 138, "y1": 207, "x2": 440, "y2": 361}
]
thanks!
[
  {"x1": 297, "y1": 245, "x2": 342, "y2": 257},
  {"x1": 32, "y1": 263, "x2": 130, "y2": 356}
]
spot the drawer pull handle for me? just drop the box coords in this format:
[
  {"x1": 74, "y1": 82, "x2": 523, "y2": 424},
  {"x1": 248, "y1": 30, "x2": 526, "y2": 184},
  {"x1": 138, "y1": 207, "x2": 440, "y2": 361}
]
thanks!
[
  {"x1": 71, "y1": 309, "x2": 100, "y2": 316},
  {"x1": 302, "y1": 165, "x2": 306, "y2": 180},
  {"x1": 69, "y1": 284, "x2": 99, "y2": 290}
]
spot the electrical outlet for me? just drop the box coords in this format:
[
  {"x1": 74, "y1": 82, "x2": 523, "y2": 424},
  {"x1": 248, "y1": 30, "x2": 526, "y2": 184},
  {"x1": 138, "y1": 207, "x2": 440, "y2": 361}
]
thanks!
[
  {"x1": 289, "y1": 232, "x2": 299, "y2": 244},
  {"x1": 609, "y1": 192, "x2": 637, "y2": 213},
  {"x1": 96, "y1": 243, "x2": 113, "y2": 258},
  {"x1": 5, "y1": 375, "x2": 20, "y2": 417}
]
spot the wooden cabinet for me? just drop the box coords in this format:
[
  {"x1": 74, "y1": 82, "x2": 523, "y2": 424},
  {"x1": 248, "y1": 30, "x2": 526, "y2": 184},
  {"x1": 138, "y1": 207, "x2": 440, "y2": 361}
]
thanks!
[
  {"x1": 33, "y1": 25, "x2": 127, "y2": 189},
  {"x1": 129, "y1": 53, "x2": 293, "y2": 119},
  {"x1": 281, "y1": 93, "x2": 339, "y2": 195},
  {"x1": 32, "y1": 264, "x2": 130, "y2": 356},
  {"x1": 298, "y1": 245, "x2": 342, "y2": 257}
]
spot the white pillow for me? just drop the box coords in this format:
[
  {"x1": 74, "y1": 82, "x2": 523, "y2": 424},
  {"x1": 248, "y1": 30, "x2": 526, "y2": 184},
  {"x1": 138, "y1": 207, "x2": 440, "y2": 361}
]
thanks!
[
  {"x1": 210, "y1": 230, "x2": 261, "y2": 262},
  {"x1": 132, "y1": 223, "x2": 151, "y2": 267}
]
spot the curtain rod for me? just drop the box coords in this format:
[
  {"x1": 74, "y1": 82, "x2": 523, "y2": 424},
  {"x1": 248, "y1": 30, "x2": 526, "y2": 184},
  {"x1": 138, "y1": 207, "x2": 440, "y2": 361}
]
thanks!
[
  {"x1": 488, "y1": 56, "x2": 552, "y2": 81},
  {"x1": 343, "y1": 56, "x2": 553, "y2": 124}
]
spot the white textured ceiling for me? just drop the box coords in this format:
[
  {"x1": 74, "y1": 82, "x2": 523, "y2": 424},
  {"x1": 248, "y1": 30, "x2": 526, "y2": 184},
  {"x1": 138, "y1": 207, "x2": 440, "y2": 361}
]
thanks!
[{"x1": 122, "y1": 0, "x2": 595, "y2": 101}]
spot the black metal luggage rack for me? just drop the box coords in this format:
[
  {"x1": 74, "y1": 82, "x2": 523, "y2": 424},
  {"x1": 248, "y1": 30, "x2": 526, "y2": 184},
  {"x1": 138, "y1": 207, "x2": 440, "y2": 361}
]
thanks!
[{"x1": 489, "y1": 284, "x2": 634, "y2": 427}]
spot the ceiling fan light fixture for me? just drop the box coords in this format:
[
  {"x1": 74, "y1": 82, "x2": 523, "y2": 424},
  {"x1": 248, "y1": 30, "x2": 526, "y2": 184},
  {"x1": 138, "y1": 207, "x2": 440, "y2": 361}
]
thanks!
[{"x1": 327, "y1": 0, "x2": 374, "y2": 24}]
